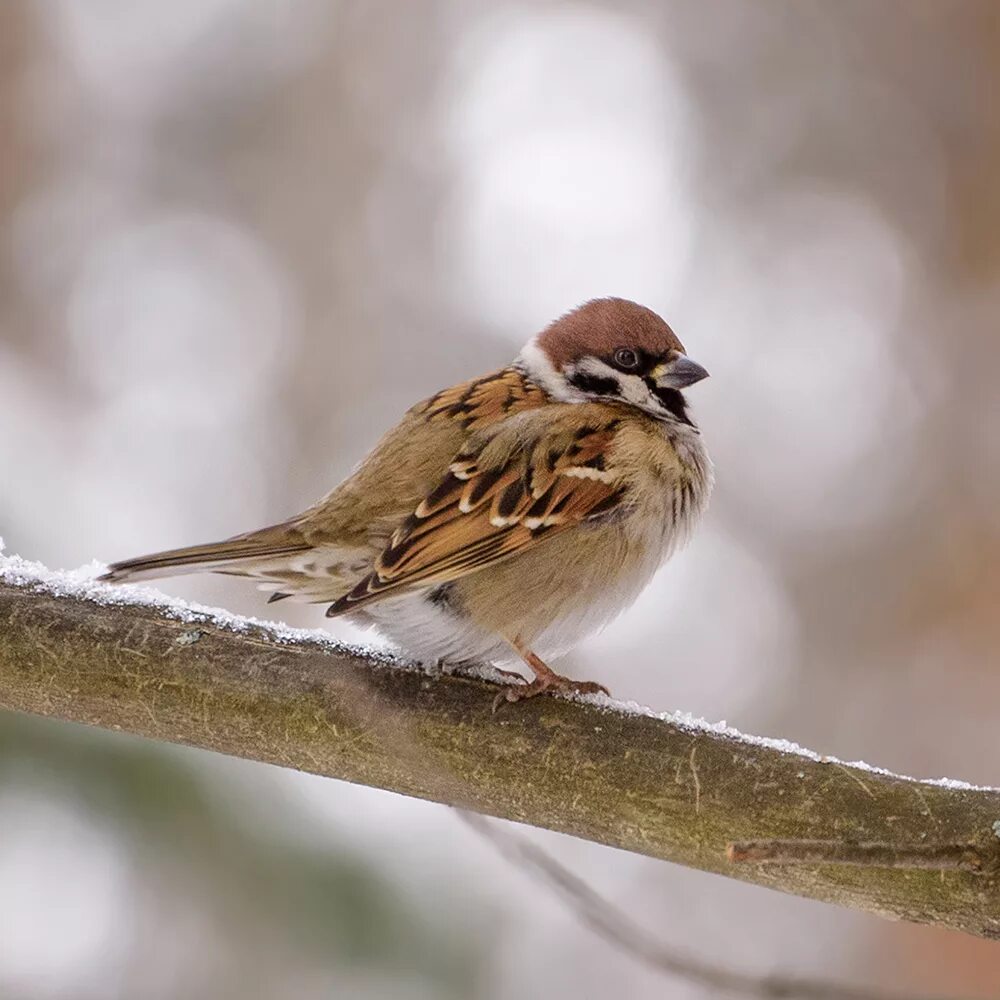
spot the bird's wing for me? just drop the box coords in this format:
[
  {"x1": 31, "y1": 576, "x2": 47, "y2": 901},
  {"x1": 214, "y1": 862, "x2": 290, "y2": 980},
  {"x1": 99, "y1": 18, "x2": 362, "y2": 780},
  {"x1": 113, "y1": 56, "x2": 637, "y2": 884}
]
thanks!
[
  {"x1": 100, "y1": 367, "x2": 551, "y2": 588},
  {"x1": 326, "y1": 406, "x2": 630, "y2": 614}
]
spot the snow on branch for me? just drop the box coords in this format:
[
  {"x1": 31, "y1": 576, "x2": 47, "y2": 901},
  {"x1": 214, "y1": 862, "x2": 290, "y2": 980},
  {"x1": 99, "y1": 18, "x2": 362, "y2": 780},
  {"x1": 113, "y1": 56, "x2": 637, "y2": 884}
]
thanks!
[{"x1": 1, "y1": 549, "x2": 999, "y2": 940}]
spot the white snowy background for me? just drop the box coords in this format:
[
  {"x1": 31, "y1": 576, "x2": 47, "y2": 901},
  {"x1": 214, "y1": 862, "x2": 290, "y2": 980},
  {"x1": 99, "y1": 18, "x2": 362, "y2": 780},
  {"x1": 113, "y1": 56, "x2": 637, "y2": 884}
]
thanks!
[{"x1": 1, "y1": 1, "x2": 999, "y2": 997}]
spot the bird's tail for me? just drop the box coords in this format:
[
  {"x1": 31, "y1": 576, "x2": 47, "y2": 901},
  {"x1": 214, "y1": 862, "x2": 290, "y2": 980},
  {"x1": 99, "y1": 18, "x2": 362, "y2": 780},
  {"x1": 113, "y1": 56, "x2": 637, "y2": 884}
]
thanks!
[{"x1": 99, "y1": 522, "x2": 310, "y2": 584}]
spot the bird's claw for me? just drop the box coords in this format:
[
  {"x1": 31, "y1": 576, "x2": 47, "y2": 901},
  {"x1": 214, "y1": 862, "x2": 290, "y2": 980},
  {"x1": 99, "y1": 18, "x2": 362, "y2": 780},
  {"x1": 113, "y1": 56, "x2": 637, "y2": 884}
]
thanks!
[{"x1": 491, "y1": 674, "x2": 610, "y2": 713}]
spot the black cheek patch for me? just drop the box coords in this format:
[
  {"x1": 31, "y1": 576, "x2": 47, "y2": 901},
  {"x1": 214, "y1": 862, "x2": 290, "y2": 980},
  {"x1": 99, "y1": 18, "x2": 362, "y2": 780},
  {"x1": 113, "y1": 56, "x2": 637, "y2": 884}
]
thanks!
[{"x1": 569, "y1": 372, "x2": 620, "y2": 397}]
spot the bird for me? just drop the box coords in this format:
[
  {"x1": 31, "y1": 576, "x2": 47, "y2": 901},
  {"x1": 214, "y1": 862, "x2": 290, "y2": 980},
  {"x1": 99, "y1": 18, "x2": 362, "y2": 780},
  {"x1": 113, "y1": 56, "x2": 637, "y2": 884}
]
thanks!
[{"x1": 101, "y1": 297, "x2": 712, "y2": 708}]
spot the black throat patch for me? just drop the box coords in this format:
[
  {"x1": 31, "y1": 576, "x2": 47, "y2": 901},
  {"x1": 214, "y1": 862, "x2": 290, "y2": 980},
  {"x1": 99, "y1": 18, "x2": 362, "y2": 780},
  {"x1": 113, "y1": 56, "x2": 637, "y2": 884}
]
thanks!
[{"x1": 649, "y1": 383, "x2": 693, "y2": 425}]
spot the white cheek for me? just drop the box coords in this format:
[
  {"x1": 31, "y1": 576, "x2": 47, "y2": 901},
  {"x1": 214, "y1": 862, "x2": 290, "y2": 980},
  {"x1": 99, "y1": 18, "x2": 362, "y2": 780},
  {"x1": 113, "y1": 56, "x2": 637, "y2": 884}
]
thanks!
[{"x1": 618, "y1": 374, "x2": 654, "y2": 408}]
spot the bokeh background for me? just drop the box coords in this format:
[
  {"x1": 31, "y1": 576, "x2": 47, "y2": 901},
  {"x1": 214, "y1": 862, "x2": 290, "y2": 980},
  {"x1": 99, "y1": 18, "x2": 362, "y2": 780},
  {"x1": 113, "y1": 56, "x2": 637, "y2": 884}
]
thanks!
[{"x1": 1, "y1": 1, "x2": 999, "y2": 997}]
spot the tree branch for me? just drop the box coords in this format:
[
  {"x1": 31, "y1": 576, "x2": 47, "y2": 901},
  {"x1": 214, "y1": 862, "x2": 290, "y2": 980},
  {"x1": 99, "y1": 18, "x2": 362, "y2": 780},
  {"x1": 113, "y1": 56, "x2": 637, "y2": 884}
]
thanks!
[{"x1": 1, "y1": 571, "x2": 999, "y2": 940}]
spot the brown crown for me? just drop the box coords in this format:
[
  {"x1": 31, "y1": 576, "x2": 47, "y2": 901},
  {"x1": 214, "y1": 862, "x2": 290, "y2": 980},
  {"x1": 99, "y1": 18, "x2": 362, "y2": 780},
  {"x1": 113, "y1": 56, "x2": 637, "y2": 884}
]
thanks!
[{"x1": 536, "y1": 298, "x2": 686, "y2": 368}]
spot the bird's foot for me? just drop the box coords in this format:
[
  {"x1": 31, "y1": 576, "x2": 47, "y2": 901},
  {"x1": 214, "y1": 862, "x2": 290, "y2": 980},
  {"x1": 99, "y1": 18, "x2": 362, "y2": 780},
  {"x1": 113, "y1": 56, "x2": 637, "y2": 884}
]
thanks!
[
  {"x1": 492, "y1": 674, "x2": 609, "y2": 713},
  {"x1": 491, "y1": 646, "x2": 609, "y2": 713}
]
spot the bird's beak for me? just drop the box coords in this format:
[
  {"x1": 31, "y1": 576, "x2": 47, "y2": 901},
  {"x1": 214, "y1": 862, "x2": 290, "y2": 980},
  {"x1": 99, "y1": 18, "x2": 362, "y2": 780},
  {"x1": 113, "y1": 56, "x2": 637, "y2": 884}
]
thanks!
[{"x1": 654, "y1": 353, "x2": 710, "y2": 390}]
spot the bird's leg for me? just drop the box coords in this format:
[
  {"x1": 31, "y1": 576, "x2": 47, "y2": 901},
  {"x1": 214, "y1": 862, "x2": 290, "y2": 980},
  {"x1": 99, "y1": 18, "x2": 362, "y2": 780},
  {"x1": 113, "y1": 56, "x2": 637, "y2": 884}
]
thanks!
[{"x1": 492, "y1": 641, "x2": 609, "y2": 712}]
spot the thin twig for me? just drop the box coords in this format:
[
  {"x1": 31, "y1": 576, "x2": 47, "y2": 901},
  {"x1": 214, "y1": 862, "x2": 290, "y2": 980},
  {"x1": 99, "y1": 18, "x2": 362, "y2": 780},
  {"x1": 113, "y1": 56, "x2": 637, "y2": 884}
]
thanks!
[
  {"x1": 459, "y1": 812, "x2": 976, "y2": 1000},
  {"x1": 727, "y1": 839, "x2": 986, "y2": 872}
]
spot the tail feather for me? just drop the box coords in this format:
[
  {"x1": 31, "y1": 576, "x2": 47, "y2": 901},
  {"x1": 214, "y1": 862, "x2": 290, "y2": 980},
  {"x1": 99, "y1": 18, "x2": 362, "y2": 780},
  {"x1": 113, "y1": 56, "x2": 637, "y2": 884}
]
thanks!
[{"x1": 99, "y1": 523, "x2": 310, "y2": 584}]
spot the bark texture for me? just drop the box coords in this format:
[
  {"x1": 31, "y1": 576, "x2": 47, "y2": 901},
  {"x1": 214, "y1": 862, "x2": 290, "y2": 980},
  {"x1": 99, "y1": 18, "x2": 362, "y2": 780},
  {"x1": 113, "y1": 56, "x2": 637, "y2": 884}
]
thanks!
[{"x1": 1, "y1": 579, "x2": 998, "y2": 938}]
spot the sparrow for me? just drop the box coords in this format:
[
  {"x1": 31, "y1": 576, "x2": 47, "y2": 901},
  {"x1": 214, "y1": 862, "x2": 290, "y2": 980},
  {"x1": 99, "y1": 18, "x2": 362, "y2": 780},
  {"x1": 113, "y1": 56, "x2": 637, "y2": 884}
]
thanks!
[{"x1": 101, "y1": 298, "x2": 712, "y2": 706}]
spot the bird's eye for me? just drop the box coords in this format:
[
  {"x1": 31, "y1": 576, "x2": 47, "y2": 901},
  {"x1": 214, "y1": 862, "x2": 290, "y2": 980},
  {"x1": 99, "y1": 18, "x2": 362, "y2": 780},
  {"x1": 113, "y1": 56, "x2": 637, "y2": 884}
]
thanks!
[{"x1": 613, "y1": 348, "x2": 639, "y2": 370}]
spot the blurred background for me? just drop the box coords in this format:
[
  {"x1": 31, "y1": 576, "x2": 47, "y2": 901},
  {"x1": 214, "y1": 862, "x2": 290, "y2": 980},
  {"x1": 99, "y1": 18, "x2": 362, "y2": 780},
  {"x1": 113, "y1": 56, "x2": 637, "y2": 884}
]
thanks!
[{"x1": 1, "y1": 0, "x2": 998, "y2": 996}]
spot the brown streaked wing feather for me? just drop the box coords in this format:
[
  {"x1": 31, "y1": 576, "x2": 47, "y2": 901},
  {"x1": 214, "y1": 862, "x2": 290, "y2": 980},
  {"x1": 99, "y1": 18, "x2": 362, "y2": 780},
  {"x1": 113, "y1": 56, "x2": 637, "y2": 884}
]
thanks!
[
  {"x1": 326, "y1": 410, "x2": 629, "y2": 615},
  {"x1": 415, "y1": 367, "x2": 548, "y2": 431}
]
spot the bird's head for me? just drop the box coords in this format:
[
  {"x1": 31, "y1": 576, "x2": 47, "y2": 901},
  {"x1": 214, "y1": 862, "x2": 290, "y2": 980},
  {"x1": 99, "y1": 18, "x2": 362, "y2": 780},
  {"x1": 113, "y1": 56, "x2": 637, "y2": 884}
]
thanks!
[{"x1": 517, "y1": 298, "x2": 709, "y2": 425}]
